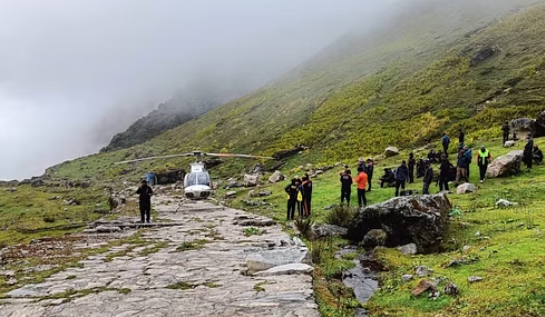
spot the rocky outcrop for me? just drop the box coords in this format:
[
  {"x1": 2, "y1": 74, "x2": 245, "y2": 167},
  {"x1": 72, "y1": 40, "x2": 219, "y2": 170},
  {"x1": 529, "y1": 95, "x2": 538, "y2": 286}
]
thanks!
[
  {"x1": 348, "y1": 194, "x2": 451, "y2": 252},
  {"x1": 511, "y1": 118, "x2": 536, "y2": 140},
  {"x1": 384, "y1": 147, "x2": 400, "y2": 158},
  {"x1": 469, "y1": 45, "x2": 499, "y2": 66},
  {"x1": 243, "y1": 174, "x2": 260, "y2": 187},
  {"x1": 311, "y1": 224, "x2": 348, "y2": 239},
  {"x1": 156, "y1": 169, "x2": 185, "y2": 185},
  {"x1": 486, "y1": 150, "x2": 523, "y2": 178}
]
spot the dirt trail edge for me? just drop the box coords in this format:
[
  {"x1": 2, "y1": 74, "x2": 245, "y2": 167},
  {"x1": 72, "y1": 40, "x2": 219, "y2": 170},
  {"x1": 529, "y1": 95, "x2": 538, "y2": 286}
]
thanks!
[{"x1": 1, "y1": 195, "x2": 319, "y2": 317}]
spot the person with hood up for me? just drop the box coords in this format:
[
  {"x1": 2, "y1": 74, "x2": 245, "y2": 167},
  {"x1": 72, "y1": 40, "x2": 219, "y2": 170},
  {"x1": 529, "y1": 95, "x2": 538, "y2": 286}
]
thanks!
[
  {"x1": 300, "y1": 175, "x2": 313, "y2": 218},
  {"x1": 422, "y1": 159, "x2": 433, "y2": 195},
  {"x1": 524, "y1": 135, "x2": 534, "y2": 169},
  {"x1": 394, "y1": 161, "x2": 409, "y2": 197},
  {"x1": 285, "y1": 178, "x2": 299, "y2": 220},
  {"x1": 354, "y1": 167, "x2": 368, "y2": 208},
  {"x1": 408, "y1": 153, "x2": 416, "y2": 184},
  {"x1": 366, "y1": 158, "x2": 374, "y2": 191},
  {"x1": 340, "y1": 169, "x2": 353, "y2": 207},
  {"x1": 476, "y1": 146, "x2": 492, "y2": 183}
]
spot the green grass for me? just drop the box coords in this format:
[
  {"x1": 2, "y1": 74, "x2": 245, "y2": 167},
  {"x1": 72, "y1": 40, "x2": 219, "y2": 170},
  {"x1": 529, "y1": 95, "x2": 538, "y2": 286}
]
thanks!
[
  {"x1": 242, "y1": 227, "x2": 265, "y2": 237},
  {"x1": 175, "y1": 239, "x2": 210, "y2": 252}
]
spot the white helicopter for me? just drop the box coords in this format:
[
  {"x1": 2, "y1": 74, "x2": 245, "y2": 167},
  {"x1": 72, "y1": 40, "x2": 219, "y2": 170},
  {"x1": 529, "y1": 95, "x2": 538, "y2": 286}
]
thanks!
[{"x1": 116, "y1": 150, "x2": 274, "y2": 201}]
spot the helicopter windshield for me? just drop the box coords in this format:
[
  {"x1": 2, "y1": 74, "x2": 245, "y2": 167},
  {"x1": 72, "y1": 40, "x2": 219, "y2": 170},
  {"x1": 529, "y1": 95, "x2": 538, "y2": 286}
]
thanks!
[{"x1": 184, "y1": 172, "x2": 211, "y2": 187}]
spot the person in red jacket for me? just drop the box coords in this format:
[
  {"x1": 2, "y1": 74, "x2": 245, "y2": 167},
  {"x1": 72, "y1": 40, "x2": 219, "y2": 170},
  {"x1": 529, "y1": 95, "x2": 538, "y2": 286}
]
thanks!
[{"x1": 354, "y1": 167, "x2": 368, "y2": 208}]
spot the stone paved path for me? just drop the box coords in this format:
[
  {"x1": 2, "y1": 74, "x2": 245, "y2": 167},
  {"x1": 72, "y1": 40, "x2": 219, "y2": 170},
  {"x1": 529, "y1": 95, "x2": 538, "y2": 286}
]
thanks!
[{"x1": 0, "y1": 196, "x2": 319, "y2": 317}]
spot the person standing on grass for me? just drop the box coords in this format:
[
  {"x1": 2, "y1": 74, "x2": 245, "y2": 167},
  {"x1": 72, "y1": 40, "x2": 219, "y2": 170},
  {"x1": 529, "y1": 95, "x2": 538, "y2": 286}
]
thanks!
[
  {"x1": 502, "y1": 121, "x2": 510, "y2": 145},
  {"x1": 455, "y1": 150, "x2": 469, "y2": 185},
  {"x1": 477, "y1": 146, "x2": 492, "y2": 183},
  {"x1": 441, "y1": 133, "x2": 451, "y2": 157},
  {"x1": 524, "y1": 135, "x2": 534, "y2": 169},
  {"x1": 300, "y1": 175, "x2": 313, "y2": 218},
  {"x1": 285, "y1": 178, "x2": 299, "y2": 220},
  {"x1": 366, "y1": 158, "x2": 374, "y2": 192},
  {"x1": 408, "y1": 153, "x2": 416, "y2": 184},
  {"x1": 458, "y1": 128, "x2": 465, "y2": 148},
  {"x1": 464, "y1": 146, "x2": 473, "y2": 180},
  {"x1": 534, "y1": 145, "x2": 544, "y2": 165},
  {"x1": 340, "y1": 169, "x2": 353, "y2": 207},
  {"x1": 422, "y1": 160, "x2": 433, "y2": 195},
  {"x1": 136, "y1": 180, "x2": 153, "y2": 223},
  {"x1": 439, "y1": 156, "x2": 451, "y2": 192},
  {"x1": 354, "y1": 167, "x2": 368, "y2": 208},
  {"x1": 394, "y1": 161, "x2": 409, "y2": 197}
]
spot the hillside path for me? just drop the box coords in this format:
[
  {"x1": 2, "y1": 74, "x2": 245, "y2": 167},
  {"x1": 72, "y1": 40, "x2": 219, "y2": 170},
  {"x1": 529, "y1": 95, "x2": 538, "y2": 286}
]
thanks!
[{"x1": 0, "y1": 195, "x2": 319, "y2": 317}]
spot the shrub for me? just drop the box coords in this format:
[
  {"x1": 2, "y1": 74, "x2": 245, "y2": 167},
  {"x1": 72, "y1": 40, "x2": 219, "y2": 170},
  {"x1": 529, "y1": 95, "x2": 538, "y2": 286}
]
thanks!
[
  {"x1": 325, "y1": 206, "x2": 358, "y2": 228},
  {"x1": 294, "y1": 218, "x2": 315, "y2": 240}
]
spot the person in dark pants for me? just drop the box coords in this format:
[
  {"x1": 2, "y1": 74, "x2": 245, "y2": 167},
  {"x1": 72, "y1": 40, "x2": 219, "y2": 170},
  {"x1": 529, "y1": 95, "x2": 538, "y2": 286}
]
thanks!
[
  {"x1": 394, "y1": 161, "x2": 409, "y2": 197},
  {"x1": 441, "y1": 133, "x2": 451, "y2": 157},
  {"x1": 340, "y1": 170, "x2": 353, "y2": 206},
  {"x1": 464, "y1": 146, "x2": 472, "y2": 180},
  {"x1": 354, "y1": 167, "x2": 368, "y2": 208},
  {"x1": 458, "y1": 129, "x2": 465, "y2": 147},
  {"x1": 455, "y1": 150, "x2": 469, "y2": 185},
  {"x1": 294, "y1": 177, "x2": 303, "y2": 217},
  {"x1": 524, "y1": 136, "x2": 534, "y2": 169},
  {"x1": 422, "y1": 160, "x2": 433, "y2": 195},
  {"x1": 300, "y1": 175, "x2": 313, "y2": 218},
  {"x1": 476, "y1": 146, "x2": 492, "y2": 183},
  {"x1": 380, "y1": 168, "x2": 395, "y2": 188},
  {"x1": 501, "y1": 121, "x2": 510, "y2": 145},
  {"x1": 439, "y1": 156, "x2": 451, "y2": 192},
  {"x1": 366, "y1": 159, "x2": 374, "y2": 191},
  {"x1": 136, "y1": 180, "x2": 153, "y2": 223},
  {"x1": 534, "y1": 145, "x2": 544, "y2": 165},
  {"x1": 285, "y1": 178, "x2": 299, "y2": 220},
  {"x1": 408, "y1": 153, "x2": 416, "y2": 184}
]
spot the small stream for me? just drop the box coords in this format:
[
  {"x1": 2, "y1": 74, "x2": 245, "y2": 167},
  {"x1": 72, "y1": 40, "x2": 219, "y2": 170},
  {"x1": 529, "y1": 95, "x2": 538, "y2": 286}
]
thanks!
[{"x1": 337, "y1": 247, "x2": 380, "y2": 317}]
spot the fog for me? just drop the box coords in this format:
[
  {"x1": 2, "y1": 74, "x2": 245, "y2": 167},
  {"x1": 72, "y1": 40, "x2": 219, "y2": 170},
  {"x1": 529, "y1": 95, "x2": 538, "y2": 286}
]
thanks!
[{"x1": 0, "y1": 0, "x2": 530, "y2": 180}]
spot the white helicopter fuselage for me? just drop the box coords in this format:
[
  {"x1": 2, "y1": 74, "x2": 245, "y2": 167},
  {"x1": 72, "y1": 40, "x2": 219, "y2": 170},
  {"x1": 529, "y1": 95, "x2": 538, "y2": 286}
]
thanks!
[
  {"x1": 183, "y1": 162, "x2": 213, "y2": 200},
  {"x1": 184, "y1": 184, "x2": 212, "y2": 200}
]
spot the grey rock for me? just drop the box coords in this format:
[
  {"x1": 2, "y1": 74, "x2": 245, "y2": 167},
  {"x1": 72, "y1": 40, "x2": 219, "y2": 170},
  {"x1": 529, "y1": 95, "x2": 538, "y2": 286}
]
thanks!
[
  {"x1": 95, "y1": 226, "x2": 121, "y2": 233},
  {"x1": 444, "y1": 281, "x2": 460, "y2": 296},
  {"x1": 456, "y1": 183, "x2": 478, "y2": 194},
  {"x1": 468, "y1": 276, "x2": 483, "y2": 283},
  {"x1": 384, "y1": 146, "x2": 400, "y2": 158},
  {"x1": 415, "y1": 266, "x2": 433, "y2": 278},
  {"x1": 363, "y1": 229, "x2": 388, "y2": 247},
  {"x1": 511, "y1": 118, "x2": 535, "y2": 140},
  {"x1": 7, "y1": 287, "x2": 42, "y2": 298},
  {"x1": 245, "y1": 248, "x2": 309, "y2": 273},
  {"x1": 6, "y1": 278, "x2": 18, "y2": 286},
  {"x1": 225, "y1": 191, "x2": 237, "y2": 199},
  {"x1": 268, "y1": 170, "x2": 285, "y2": 183},
  {"x1": 487, "y1": 150, "x2": 523, "y2": 178},
  {"x1": 243, "y1": 174, "x2": 260, "y2": 187},
  {"x1": 311, "y1": 224, "x2": 347, "y2": 239},
  {"x1": 504, "y1": 140, "x2": 516, "y2": 148},
  {"x1": 496, "y1": 199, "x2": 517, "y2": 208},
  {"x1": 253, "y1": 263, "x2": 314, "y2": 277},
  {"x1": 470, "y1": 45, "x2": 499, "y2": 66},
  {"x1": 259, "y1": 190, "x2": 273, "y2": 197},
  {"x1": 397, "y1": 243, "x2": 418, "y2": 255},
  {"x1": 248, "y1": 190, "x2": 258, "y2": 198},
  {"x1": 401, "y1": 274, "x2": 414, "y2": 283}
]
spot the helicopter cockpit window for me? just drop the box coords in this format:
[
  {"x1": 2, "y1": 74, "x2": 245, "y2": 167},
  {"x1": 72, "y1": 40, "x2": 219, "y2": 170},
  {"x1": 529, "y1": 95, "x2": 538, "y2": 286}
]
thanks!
[{"x1": 184, "y1": 172, "x2": 211, "y2": 187}]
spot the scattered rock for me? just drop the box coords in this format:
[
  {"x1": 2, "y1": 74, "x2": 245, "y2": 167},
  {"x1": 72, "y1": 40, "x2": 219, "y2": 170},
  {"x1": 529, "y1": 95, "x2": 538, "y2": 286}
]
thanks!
[
  {"x1": 311, "y1": 224, "x2": 348, "y2": 239},
  {"x1": 444, "y1": 282, "x2": 459, "y2": 296},
  {"x1": 259, "y1": 191, "x2": 272, "y2": 197},
  {"x1": 253, "y1": 263, "x2": 314, "y2": 277},
  {"x1": 412, "y1": 279, "x2": 438, "y2": 297},
  {"x1": 462, "y1": 246, "x2": 472, "y2": 253},
  {"x1": 6, "y1": 278, "x2": 18, "y2": 286},
  {"x1": 292, "y1": 237, "x2": 306, "y2": 248},
  {"x1": 397, "y1": 243, "x2": 418, "y2": 255},
  {"x1": 245, "y1": 248, "x2": 309, "y2": 273},
  {"x1": 456, "y1": 183, "x2": 478, "y2": 194},
  {"x1": 496, "y1": 199, "x2": 518, "y2": 208},
  {"x1": 363, "y1": 229, "x2": 388, "y2": 247},
  {"x1": 475, "y1": 231, "x2": 481, "y2": 237},
  {"x1": 248, "y1": 190, "x2": 258, "y2": 198},
  {"x1": 268, "y1": 170, "x2": 286, "y2": 183},
  {"x1": 3, "y1": 188, "x2": 17, "y2": 192},
  {"x1": 64, "y1": 198, "x2": 81, "y2": 206},
  {"x1": 31, "y1": 178, "x2": 45, "y2": 187},
  {"x1": 323, "y1": 204, "x2": 336, "y2": 210},
  {"x1": 446, "y1": 257, "x2": 479, "y2": 268},
  {"x1": 242, "y1": 200, "x2": 271, "y2": 207},
  {"x1": 95, "y1": 226, "x2": 122, "y2": 233},
  {"x1": 243, "y1": 174, "x2": 260, "y2": 187},
  {"x1": 401, "y1": 274, "x2": 414, "y2": 283},
  {"x1": 486, "y1": 150, "x2": 523, "y2": 178},
  {"x1": 504, "y1": 140, "x2": 516, "y2": 148},
  {"x1": 225, "y1": 191, "x2": 237, "y2": 199},
  {"x1": 384, "y1": 146, "x2": 400, "y2": 158},
  {"x1": 415, "y1": 266, "x2": 433, "y2": 278},
  {"x1": 348, "y1": 194, "x2": 451, "y2": 252},
  {"x1": 470, "y1": 45, "x2": 499, "y2": 66},
  {"x1": 468, "y1": 276, "x2": 483, "y2": 283}
]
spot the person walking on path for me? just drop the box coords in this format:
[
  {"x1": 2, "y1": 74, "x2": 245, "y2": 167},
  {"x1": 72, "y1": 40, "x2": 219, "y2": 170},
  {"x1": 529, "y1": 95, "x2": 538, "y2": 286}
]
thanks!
[
  {"x1": 441, "y1": 133, "x2": 451, "y2": 156},
  {"x1": 340, "y1": 169, "x2": 353, "y2": 207},
  {"x1": 502, "y1": 121, "x2": 510, "y2": 145},
  {"x1": 408, "y1": 153, "x2": 416, "y2": 184},
  {"x1": 439, "y1": 156, "x2": 451, "y2": 192},
  {"x1": 136, "y1": 180, "x2": 153, "y2": 223},
  {"x1": 422, "y1": 160, "x2": 433, "y2": 195},
  {"x1": 366, "y1": 159, "x2": 374, "y2": 191},
  {"x1": 300, "y1": 175, "x2": 313, "y2": 218},
  {"x1": 285, "y1": 178, "x2": 299, "y2": 220},
  {"x1": 524, "y1": 136, "x2": 534, "y2": 170},
  {"x1": 476, "y1": 146, "x2": 492, "y2": 183},
  {"x1": 394, "y1": 161, "x2": 409, "y2": 197},
  {"x1": 354, "y1": 167, "x2": 368, "y2": 208}
]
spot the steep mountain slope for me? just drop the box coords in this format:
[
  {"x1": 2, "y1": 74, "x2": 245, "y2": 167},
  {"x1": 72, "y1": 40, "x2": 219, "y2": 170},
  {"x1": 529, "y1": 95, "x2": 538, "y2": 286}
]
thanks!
[{"x1": 49, "y1": 0, "x2": 544, "y2": 181}]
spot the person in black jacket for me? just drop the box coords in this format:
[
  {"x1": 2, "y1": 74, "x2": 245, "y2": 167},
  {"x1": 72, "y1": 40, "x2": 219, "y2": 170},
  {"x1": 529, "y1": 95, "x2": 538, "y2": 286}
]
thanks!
[
  {"x1": 285, "y1": 179, "x2": 299, "y2": 220},
  {"x1": 380, "y1": 168, "x2": 395, "y2": 188},
  {"x1": 501, "y1": 121, "x2": 510, "y2": 145},
  {"x1": 458, "y1": 128, "x2": 465, "y2": 147},
  {"x1": 534, "y1": 145, "x2": 544, "y2": 165},
  {"x1": 439, "y1": 156, "x2": 451, "y2": 192},
  {"x1": 136, "y1": 180, "x2": 153, "y2": 223},
  {"x1": 340, "y1": 170, "x2": 353, "y2": 206},
  {"x1": 366, "y1": 158, "x2": 374, "y2": 191},
  {"x1": 300, "y1": 175, "x2": 313, "y2": 218},
  {"x1": 524, "y1": 136, "x2": 534, "y2": 169},
  {"x1": 422, "y1": 160, "x2": 433, "y2": 195},
  {"x1": 395, "y1": 161, "x2": 409, "y2": 197},
  {"x1": 408, "y1": 153, "x2": 416, "y2": 184}
]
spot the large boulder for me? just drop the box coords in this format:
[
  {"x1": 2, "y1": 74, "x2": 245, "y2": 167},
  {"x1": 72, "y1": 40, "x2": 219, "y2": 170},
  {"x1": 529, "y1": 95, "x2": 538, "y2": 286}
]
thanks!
[
  {"x1": 486, "y1": 150, "x2": 523, "y2": 178},
  {"x1": 268, "y1": 170, "x2": 285, "y2": 183},
  {"x1": 348, "y1": 194, "x2": 451, "y2": 252},
  {"x1": 511, "y1": 118, "x2": 535, "y2": 140},
  {"x1": 384, "y1": 146, "x2": 400, "y2": 158},
  {"x1": 311, "y1": 224, "x2": 348, "y2": 239},
  {"x1": 469, "y1": 46, "x2": 499, "y2": 67},
  {"x1": 243, "y1": 174, "x2": 260, "y2": 187},
  {"x1": 504, "y1": 140, "x2": 516, "y2": 148}
]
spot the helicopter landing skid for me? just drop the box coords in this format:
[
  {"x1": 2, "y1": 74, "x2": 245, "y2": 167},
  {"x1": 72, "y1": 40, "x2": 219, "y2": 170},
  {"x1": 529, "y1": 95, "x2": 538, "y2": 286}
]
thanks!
[{"x1": 208, "y1": 197, "x2": 225, "y2": 210}]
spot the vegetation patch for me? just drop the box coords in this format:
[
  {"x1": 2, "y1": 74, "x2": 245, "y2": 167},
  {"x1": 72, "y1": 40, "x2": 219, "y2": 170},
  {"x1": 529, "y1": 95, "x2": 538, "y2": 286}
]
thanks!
[
  {"x1": 175, "y1": 239, "x2": 210, "y2": 252},
  {"x1": 243, "y1": 227, "x2": 265, "y2": 237}
]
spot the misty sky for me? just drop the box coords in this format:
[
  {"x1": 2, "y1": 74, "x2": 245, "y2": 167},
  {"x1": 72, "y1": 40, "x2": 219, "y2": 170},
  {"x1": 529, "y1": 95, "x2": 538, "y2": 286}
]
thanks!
[{"x1": 0, "y1": 0, "x2": 400, "y2": 180}]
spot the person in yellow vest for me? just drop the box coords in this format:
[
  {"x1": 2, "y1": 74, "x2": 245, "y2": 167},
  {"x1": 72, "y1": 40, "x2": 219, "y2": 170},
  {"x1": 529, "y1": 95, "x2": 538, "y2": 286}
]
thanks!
[{"x1": 476, "y1": 146, "x2": 492, "y2": 183}]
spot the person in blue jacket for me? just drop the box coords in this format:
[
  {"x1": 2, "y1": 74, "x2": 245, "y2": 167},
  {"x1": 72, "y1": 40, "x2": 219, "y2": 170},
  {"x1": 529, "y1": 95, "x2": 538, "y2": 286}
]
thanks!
[
  {"x1": 145, "y1": 172, "x2": 157, "y2": 186},
  {"x1": 441, "y1": 133, "x2": 451, "y2": 157}
]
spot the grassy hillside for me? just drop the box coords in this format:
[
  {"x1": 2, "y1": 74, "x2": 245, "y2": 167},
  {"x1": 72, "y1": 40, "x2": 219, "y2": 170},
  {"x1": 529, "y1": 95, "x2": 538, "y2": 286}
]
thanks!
[{"x1": 47, "y1": 1, "x2": 544, "y2": 183}]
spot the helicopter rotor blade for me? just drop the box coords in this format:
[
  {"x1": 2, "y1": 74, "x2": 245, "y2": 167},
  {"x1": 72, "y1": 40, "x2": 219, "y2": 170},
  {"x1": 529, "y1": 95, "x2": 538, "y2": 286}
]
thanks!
[
  {"x1": 115, "y1": 153, "x2": 195, "y2": 165},
  {"x1": 204, "y1": 152, "x2": 275, "y2": 160}
]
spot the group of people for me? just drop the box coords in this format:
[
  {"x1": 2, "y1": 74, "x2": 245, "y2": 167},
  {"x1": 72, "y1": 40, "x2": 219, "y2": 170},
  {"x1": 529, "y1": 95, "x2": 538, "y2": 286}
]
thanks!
[
  {"x1": 339, "y1": 158, "x2": 374, "y2": 209},
  {"x1": 284, "y1": 175, "x2": 313, "y2": 220}
]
